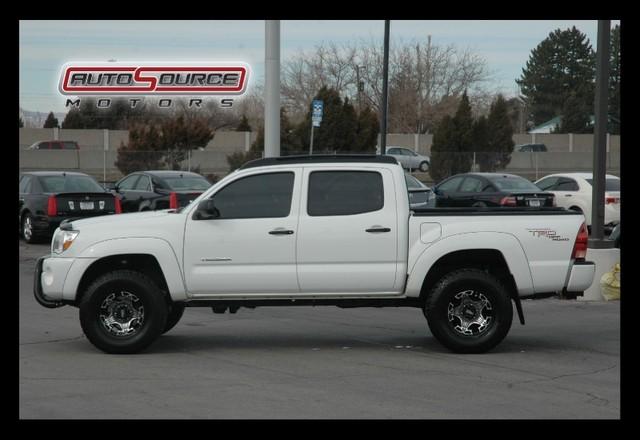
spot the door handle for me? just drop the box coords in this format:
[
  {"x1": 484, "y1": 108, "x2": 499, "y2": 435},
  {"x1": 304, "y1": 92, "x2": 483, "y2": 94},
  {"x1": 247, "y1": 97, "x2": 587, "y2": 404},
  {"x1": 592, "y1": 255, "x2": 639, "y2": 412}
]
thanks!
[
  {"x1": 269, "y1": 229, "x2": 294, "y2": 235},
  {"x1": 564, "y1": 194, "x2": 572, "y2": 197},
  {"x1": 366, "y1": 227, "x2": 391, "y2": 233}
]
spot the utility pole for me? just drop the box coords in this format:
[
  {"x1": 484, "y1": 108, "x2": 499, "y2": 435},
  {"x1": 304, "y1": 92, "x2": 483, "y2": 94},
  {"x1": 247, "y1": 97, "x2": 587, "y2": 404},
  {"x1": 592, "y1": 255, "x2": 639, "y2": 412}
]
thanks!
[
  {"x1": 380, "y1": 20, "x2": 390, "y2": 155},
  {"x1": 589, "y1": 20, "x2": 612, "y2": 248},
  {"x1": 265, "y1": 20, "x2": 280, "y2": 158}
]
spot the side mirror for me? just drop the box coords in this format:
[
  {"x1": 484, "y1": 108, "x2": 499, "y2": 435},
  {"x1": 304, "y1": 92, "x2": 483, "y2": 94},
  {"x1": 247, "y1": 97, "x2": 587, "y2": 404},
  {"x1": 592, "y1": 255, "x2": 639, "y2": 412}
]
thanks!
[{"x1": 193, "y1": 199, "x2": 220, "y2": 220}]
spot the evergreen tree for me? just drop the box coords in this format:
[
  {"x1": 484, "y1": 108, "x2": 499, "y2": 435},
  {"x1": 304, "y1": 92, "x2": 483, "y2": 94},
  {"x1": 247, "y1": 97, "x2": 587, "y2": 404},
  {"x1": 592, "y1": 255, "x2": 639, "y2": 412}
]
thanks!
[
  {"x1": 472, "y1": 115, "x2": 489, "y2": 171},
  {"x1": 294, "y1": 86, "x2": 359, "y2": 153},
  {"x1": 485, "y1": 95, "x2": 515, "y2": 171},
  {"x1": 235, "y1": 114, "x2": 252, "y2": 131},
  {"x1": 516, "y1": 27, "x2": 596, "y2": 126},
  {"x1": 251, "y1": 108, "x2": 302, "y2": 155},
  {"x1": 554, "y1": 92, "x2": 592, "y2": 134},
  {"x1": 354, "y1": 106, "x2": 380, "y2": 152},
  {"x1": 429, "y1": 115, "x2": 457, "y2": 183},
  {"x1": 429, "y1": 91, "x2": 475, "y2": 182},
  {"x1": 609, "y1": 24, "x2": 620, "y2": 134},
  {"x1": 43, "y1": 112, "x2": 59, "y2": 128}
]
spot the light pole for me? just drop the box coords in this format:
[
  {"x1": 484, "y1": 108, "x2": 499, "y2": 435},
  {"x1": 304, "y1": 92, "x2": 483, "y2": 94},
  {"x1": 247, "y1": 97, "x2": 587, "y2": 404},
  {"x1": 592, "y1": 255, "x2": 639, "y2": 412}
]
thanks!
[
  {"x1": 380, "y1": 20, "x2": 390, "y2": 156},
  {"x1": 265, "y1": 20, "x2": 281, "y2": 158}
]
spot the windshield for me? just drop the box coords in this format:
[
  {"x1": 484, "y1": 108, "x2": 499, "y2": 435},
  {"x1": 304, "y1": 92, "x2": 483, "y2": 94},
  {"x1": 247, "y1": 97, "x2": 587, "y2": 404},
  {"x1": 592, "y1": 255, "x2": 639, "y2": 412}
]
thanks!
[
  {"x1": 585, "y1": 178, "x2": 620, "y2": 191},
  {"x1": 490, "y1": 176, "x2": 540, "y2": 191},
  {"x1": 162, "y1": 176, "x2": 211, "y2": 191},
  {"x1": 39, "y1": 175, "x2": 105, "y2": 193}
]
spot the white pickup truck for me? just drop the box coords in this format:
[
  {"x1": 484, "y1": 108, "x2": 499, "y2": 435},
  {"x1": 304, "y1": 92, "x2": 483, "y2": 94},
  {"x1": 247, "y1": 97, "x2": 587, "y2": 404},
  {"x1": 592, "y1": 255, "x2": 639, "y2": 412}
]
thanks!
[{"x1": 34, "y1": 155, "x2": 595, "y2": 354}]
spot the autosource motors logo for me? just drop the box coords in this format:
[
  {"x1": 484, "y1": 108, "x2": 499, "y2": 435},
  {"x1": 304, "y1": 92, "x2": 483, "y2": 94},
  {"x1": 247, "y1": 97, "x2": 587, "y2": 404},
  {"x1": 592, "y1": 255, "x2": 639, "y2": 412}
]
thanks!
[{"x1": 59, "y1": 62, "x2": 250, "y2": 95}]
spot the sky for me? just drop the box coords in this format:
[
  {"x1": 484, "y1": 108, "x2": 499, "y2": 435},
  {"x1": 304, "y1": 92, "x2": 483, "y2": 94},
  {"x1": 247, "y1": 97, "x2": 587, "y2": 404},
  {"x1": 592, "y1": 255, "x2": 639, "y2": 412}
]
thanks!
[{"x1": 19, "y1": 20, "x2": 619, "y2": 114}]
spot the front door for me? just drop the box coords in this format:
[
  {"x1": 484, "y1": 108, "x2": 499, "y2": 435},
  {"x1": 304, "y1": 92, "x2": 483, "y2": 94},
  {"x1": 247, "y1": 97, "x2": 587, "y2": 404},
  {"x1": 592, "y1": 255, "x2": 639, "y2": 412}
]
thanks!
[
  {"x1": 296, "y1": 167, "x2": 399, "y2": 294},
  {"x1": 183, "y1": 169, "x2": 301, "y2": 296}
]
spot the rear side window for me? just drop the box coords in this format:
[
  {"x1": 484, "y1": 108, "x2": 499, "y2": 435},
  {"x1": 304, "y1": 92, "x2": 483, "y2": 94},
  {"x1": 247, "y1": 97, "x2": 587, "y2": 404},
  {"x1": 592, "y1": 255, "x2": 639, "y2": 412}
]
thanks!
[
  {"x1": 134, "y1": 175, "x2": 152, "y2": 191},
  {"x1": 62, "y1": 141, "x2": 78, "y2": 150},
  {"x1": 555, "y1": 178, "x2": 579, "y2": 191},
  {"x1": 118, "y1": 175, "x2": 140, "y2": 190},
  {"x1": 536, "y1": 176, "x2": 559, "y2": 190},
  {"x1": 308, "y1": 171, "x2": 383, "y2": 216},
  {"x1": 50, "y1": 142, "x2": 63, "y2": 150},
  {"x1": 212, "y1": 172, "x2": 294, "y2": 219}
]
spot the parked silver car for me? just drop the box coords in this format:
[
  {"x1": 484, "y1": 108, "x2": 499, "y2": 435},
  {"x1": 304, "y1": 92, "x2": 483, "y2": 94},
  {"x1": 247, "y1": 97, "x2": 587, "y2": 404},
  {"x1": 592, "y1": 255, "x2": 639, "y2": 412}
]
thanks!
[{"x1": 385, "y1": 147, "x2": 430, "y2": 172}]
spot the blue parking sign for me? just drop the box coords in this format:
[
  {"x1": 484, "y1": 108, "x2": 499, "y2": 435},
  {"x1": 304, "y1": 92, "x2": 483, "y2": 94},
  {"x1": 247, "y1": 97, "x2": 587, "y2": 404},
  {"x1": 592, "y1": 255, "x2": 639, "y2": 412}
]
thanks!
[{"x1": 312, "y1": 100, "x2": 323, "y2": 127}]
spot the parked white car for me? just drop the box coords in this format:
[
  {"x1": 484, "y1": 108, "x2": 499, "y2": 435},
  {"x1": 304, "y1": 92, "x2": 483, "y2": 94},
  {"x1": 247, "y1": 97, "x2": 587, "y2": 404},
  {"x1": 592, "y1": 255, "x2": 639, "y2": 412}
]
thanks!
[
  {"x1": 385, "y1": 147, "x2": 430, "y2": 172},
  {"x1": 535, "y1": 173, "x2": 620, "y2": 230}
]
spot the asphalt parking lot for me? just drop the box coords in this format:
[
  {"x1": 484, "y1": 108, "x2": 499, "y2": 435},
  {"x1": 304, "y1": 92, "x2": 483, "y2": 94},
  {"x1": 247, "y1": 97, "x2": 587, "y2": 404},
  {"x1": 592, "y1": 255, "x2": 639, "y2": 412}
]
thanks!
[{"x1": 19, "y1": 241, "x2": 620, "y2": 419}]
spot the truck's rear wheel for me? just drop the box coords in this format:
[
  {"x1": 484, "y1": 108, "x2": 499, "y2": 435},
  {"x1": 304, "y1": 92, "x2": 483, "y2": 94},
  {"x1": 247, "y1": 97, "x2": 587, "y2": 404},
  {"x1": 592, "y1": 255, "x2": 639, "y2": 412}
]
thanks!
[
  {"x1": 423, "y1": 269, "x2": 513, "y2": 353},
  {"x1": 79, "y1": 270, "x2": 168, "y2": 354},
  {"x1": 163, "y1": 303, "x2": 185, "y2": 334}
]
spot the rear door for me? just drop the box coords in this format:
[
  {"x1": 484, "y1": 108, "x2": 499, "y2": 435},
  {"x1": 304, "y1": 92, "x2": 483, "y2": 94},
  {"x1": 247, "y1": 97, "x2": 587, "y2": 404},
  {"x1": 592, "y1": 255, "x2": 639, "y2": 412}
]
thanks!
[{"x1": 296, "y1": 167, "x2": 399, "y2": 294}]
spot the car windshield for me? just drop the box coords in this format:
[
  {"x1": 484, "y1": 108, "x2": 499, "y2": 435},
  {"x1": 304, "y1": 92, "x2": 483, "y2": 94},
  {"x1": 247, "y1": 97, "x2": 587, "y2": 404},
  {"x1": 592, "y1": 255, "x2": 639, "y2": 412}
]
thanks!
[
  {"x1": 39, "y1": 175, "x2": 105, "y2": 193},
  {"x1": 585, "y1": 178, "x2": 620, "y2": 191},
  {"x1": 162, "y1": 176, "x2": 211, "y2": 191},
  {"x1": 490, "y1": 176, "x2": 540, "y2": 191},
  {"x1": 404, "y1": 174, "x2": 426, "y2": 189}
]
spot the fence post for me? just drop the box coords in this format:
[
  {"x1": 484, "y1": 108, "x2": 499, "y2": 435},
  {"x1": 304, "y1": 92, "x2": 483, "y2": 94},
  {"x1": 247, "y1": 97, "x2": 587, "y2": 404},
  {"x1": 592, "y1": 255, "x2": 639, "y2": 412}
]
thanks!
[
  {"x1": 53, "y1": 127, "x2": 59, "y2": 140},
  {"x1": 103, "y1": 129, "x2": 109, "y2": 183},
  {"x1": 245, "y1": 132, "x2": 251, "y2": 152},
  {"x1": 569, "y1": 133, "x2": 573, "y2": 152},
  {"x1": 414, "y1": 133, "x2": 419, "y2": 152}
]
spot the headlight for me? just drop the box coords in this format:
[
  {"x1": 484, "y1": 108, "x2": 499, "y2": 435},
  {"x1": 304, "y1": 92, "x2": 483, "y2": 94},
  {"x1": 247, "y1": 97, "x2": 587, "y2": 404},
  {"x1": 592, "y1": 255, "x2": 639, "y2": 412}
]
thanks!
[{"x1": 52, "y1": 230, "x2": 79, "y2": 254}]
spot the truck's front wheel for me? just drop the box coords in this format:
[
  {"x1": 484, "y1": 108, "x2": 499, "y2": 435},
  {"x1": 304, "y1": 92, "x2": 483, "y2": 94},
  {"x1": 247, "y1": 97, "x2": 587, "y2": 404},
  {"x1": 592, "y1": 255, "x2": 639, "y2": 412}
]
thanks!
[
  {"x1": 79, "y1": 270, "x2": 168, "y2": 354},
  {"x1": 423, "y1": 269, "x2": 513, "y2": 354}
]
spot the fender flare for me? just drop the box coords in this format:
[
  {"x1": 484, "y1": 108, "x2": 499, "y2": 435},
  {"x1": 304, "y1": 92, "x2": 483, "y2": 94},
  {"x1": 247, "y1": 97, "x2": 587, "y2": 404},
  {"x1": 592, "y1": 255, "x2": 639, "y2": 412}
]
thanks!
[
  {"x1": 62, "y1": 237, "x2": 187, "y2": 302},
  {"x1": 404, "y1": 231, "x2": 535, "y2": 298}
]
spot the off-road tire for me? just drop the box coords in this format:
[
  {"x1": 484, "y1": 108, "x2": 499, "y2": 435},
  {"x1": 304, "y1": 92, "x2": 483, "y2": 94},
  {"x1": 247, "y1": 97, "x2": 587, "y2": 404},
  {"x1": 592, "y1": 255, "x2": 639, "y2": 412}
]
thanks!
[
  {"x1": 79, "y1": 270, "x2": 168, "y2": 354},
  {"x1": 423, "y1": 268, "x2": 513, "y2": 354}
]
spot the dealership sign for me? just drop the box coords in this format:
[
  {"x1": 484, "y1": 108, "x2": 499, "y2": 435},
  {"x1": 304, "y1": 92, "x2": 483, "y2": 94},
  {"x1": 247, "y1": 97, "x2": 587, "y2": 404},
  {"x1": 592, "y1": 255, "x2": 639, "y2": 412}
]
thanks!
[{"x1": 59, "y1": 62, "x2": 250, "y2": 99}]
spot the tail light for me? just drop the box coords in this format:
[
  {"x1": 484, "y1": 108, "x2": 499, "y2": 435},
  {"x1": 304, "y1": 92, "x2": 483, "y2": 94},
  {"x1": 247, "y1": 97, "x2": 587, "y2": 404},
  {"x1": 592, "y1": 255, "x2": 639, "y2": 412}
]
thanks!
[
  {"x1": 169, "y1": 192, "x2": 178, "y2": 210},
  {"x1": 605, "y1": 196, "x2": 619, "y2": 204},
  {"x1": 47, "y1": 195, "x2": 57, "y2": 216},
  {"x1": 114, "y1": 197, "x2": 122, "y2": 214},
  {"x1": 500, "y1": 196, "x2": 517, "y2": 207},
  {"x1": 571, "y1": 222, "x2": 589, "y2": 261}
]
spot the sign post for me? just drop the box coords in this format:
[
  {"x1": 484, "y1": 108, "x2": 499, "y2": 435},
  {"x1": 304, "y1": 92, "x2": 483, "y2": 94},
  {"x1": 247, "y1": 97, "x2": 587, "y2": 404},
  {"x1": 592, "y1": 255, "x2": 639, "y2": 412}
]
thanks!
[{"x1": 310, "y1": 99, "x2": 323, "y2": 155}]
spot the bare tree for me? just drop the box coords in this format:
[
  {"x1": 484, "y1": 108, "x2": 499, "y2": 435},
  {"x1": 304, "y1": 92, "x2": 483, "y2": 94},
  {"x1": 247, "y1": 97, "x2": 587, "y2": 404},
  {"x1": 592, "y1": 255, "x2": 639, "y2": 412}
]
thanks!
[{"x1": 281, "y1": 37, "x2": 493, "y2": 133}]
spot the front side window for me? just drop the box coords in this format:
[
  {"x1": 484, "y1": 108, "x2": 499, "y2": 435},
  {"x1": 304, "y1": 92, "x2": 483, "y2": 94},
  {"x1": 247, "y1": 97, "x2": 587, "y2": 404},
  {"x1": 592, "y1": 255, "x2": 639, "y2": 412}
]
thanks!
[
  {"x1": 134, "y1": 175, "x2": 152, "y2": 191},
  {"x1": 212, "y1": 172, "x2": 294, "y2": 219},
  {"x1": 19, "y1": 176, "x2": 32, "y2": 193},
  {"x1": 438, "y1": 176, "x2": 464, "y2": 192},
  {"x1": 118, "y1": 175, "x2": 140, "y2": 190},
  {"x1": 459, "y1": 177, "x2": 484, "y2": 193},
  {"x1": 308, "y1": 171, "x2": 384, "y2": 216}
]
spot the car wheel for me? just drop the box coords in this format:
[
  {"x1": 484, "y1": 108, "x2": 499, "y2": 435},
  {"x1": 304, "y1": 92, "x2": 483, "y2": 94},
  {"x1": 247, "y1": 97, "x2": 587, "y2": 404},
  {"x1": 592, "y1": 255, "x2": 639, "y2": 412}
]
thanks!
[
  {"x1": 419, "y1": 161, "x2": 429, "y2": 172},
  {"x1": 21, "y1": 213, "x2": 38, "y2": 244},
  {"x1": 163, "y1": 303, "x2": 186, "y2": 334},
  {"x1": 79, "y1": 270, "x2": 168, "y2": 354},
  {"x1": 423, "y1": 268, "x2": 513, "y2": 354},
  {"x1": 472, "y1": 202, "x2": 487, "y2": 208}
]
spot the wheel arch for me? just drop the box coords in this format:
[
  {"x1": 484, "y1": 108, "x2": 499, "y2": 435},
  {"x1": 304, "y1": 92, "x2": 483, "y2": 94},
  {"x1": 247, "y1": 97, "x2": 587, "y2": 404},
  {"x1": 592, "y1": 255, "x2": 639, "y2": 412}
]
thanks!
[{"x1": 64, "y1": 238, "x2": 187, "y2": 304}]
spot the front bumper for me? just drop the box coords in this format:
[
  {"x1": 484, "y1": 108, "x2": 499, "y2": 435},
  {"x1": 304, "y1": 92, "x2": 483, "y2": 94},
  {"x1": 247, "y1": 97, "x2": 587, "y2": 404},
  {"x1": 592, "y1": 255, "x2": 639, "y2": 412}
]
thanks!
[
  {"x1": 33, "y1": 256, "x2": 65, "y2": 308},
  {"x1": 565, "y1": 260, "x2": 596, "y2": 294}
]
